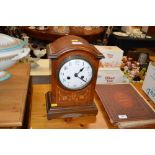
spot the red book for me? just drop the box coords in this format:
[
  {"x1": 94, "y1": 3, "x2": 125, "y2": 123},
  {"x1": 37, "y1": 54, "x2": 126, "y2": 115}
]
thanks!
[{"x1": 96, "y1": 84, "x2": 155, "y2": 128}]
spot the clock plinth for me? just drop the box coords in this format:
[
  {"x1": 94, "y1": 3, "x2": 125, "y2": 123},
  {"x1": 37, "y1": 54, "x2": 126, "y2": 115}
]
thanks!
[{"x1": 45, "y1": 91, "x2": 98, "y2": 119}]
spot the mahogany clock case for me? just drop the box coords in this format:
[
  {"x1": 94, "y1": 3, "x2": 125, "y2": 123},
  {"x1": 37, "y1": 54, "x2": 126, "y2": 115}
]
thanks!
[{"x1": 46, "y1": 35, "x2": 104, "y2": 119}]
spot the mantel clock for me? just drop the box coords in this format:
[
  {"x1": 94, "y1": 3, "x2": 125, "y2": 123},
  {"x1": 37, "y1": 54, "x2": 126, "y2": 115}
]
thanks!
[{"x1": 46, "y1": 35, "x2": 104, "y2": 119}]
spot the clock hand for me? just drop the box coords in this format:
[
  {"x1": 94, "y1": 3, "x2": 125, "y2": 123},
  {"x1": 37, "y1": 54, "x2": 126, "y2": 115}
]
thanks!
[
  {"x1": 80, "y1": 76, "x2": 87, "y2": 82},
  {"x1": 74, "y1": 67, "x2": 84, "y2": 77},
  {"x1": 77, "y1": 67, "x2": 84, "y2": 74},
  {"x1": 79, "y1": 67, "x2": 84, "y2": 72},
  {"x1": 75, "y1": 75, "x2": 86, "y2": 82},
  {"x1": 77, "y1": 76, "x2": 86, "y2": 82}
]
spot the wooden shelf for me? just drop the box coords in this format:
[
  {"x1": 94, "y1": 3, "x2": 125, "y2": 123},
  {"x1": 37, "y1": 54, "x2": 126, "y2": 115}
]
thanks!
[{"x1": 22, "y1": 26, "x2": 105, "y2": 43}]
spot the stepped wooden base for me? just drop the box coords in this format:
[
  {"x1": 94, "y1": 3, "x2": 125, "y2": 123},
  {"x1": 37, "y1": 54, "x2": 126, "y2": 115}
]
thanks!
[{"x1": 45, "y1": 91, "x2": 98, "y2": 120}]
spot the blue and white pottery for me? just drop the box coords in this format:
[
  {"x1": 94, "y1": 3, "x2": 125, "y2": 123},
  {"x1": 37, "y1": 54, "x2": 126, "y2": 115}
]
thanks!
[{"x1": 0, "y1": 33, "x2": 30, "y2": 82}]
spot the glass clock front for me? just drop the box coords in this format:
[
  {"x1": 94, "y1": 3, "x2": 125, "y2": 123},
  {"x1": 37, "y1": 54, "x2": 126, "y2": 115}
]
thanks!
[{"x1": 58, "y1": 58, "x2": 93, "y2": 90}]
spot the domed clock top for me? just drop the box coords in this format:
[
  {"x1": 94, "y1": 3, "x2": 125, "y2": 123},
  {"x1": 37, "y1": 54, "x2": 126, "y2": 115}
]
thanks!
[{"x1": 47, "y1": 35, "x2": 103, "y2": 59}]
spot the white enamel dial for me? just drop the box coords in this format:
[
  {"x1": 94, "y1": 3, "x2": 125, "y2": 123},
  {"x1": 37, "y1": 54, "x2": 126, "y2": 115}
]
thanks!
[{"x1": 59, "y1": 58, "x2": 93, "y2": 90}]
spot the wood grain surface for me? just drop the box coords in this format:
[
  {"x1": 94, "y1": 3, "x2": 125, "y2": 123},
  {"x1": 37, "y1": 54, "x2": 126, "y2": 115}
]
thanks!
[
  {"x1": 29, "y1": 83, "x2": 116, "y2": 129},
  {"x1": 0, "y1": 63, "x2": 30, "y2": 128},
  {"x1": 29, "y1": 83, "x2": 155, "y2": 129}
]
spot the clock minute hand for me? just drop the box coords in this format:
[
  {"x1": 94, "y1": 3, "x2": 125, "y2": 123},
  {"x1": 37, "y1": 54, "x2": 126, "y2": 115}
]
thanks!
[
  {"x1": 76, "y1": 76, "x2": 86, "y2": 82},
  {"x1": 74, "y1": 73, "x2": 86, "y2": 83}
]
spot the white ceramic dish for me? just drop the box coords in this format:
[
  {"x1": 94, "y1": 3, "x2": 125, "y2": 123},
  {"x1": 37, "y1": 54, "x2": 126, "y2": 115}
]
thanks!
[
  {"x1": 146, "y1": 35, "x2": 152, "y2": 38},
  {"x1": 113, "y1": 32, "x2": 128, "y2": 37},
  {"x1": 0, "y1": 33, "x2": 25, "y2": 51},
  {"x1": 28, "y1": 26, "x2": 36, "y2": 29},
  {"x1": 0, "y1": 48, "x2": 30, "y2": 81},
  {"x1": 0, "y1": 48, "x2": 30, "y2": 70},
  {"x1": 0, "y1": 33, "x2": 30, "y2": 81}
]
